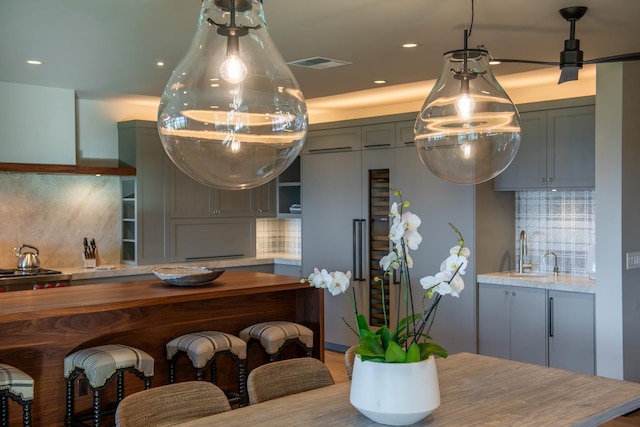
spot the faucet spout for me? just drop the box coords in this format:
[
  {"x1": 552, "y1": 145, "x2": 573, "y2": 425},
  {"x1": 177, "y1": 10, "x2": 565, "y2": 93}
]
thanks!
[
  {"x1": 544, "y1": 251, "x2": 559, "y2": 277},
  {"x1": 518, "y1": 230, "x2": 532, "y2": 273}
]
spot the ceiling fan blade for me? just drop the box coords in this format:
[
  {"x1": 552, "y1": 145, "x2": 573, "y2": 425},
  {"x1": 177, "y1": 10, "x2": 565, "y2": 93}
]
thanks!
[
  {"x1": 558, "y1": 66, "x2": 579, "y2": 84},
  {"x1": 491, "y1": 58, "x2": 560, "y2": 66},
  {"x1": 583, "y1": 52, "x2": 640, "y2": 64}
]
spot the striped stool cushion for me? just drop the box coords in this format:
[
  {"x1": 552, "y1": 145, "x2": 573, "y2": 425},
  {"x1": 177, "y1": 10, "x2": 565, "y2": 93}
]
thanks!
[
  {"x1": 0, "y1": 364, "x2": 34, "y2": 402},
  {"x1": 166, "y1": 331, "x2": 247, "y2": 368},
  {"x1": 64, "y1": 344, "x2": 154, "y2": 388},
  {"x1": 239, "y1": 321, "x2": 313, "y2": 355}
]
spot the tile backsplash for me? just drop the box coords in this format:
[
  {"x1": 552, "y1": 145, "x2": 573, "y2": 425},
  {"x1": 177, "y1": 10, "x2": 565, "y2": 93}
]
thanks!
[
  {"x1": 256, "y1": 218, "x2": 301, "y2": 257},
  {"x1": 515, "y1": 190, "x2": 595, "y2": 277}
]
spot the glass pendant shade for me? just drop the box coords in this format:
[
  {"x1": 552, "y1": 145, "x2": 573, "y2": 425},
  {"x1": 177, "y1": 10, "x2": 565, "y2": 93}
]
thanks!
[
  {"x1": 158, "y1": 0, "x2": 308, "y2": 190},
  {"x1": 414, "y1": 49, "x2": 521, "y2": 185}
]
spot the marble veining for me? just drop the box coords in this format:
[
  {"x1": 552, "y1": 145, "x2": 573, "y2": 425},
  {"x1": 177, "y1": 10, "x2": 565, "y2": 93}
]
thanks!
[
  {"x1": 0, "y1": 173, "x2": 120, "y2": 268},
  {"x1": 477, "y1": 272, "x2": 596, "y2": 294}
]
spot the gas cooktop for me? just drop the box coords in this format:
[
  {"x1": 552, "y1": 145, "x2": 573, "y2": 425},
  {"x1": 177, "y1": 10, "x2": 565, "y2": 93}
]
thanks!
[{"x1": 0, "y1": 268, "x2": 63, "y2": 277}]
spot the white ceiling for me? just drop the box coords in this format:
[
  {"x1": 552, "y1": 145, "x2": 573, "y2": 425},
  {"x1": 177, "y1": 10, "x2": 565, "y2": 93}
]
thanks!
[{"x1": 1, "y1": 0, "x2": 639, "y2": 102}]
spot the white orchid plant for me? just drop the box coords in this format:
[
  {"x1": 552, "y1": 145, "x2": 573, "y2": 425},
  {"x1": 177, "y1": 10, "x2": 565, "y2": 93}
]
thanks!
[{"x1": 306, "y1": 189, "x2": 470, "y2": 363}]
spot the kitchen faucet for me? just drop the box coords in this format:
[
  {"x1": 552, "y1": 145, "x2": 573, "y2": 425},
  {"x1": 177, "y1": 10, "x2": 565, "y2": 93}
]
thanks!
[
  {"x1": 544, "y1": 251, "x2": 560, "y2": 277},
  {"x1": 518, "y1": 230, "x2": 533, "y2": 273}
]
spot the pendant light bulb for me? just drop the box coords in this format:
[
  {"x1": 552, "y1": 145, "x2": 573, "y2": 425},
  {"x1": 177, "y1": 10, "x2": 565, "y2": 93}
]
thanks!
[
  {"x1": 414, "y1": 49, "x2": 521, "y2": 184},
  {"x1": 219, "y1": 55, "x2": 247, "y2": 84},
  {"x1": 454, "y1": 92, "x2": 475, "y2": 120},
  {"x1": 157, "y1": 0, "x2": 308, "y2": 190}
]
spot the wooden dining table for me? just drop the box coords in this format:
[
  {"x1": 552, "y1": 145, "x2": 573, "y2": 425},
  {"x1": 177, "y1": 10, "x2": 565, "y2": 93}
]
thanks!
[{"x1": 176, "y1": 352, "x2": 640, "y2": 426}]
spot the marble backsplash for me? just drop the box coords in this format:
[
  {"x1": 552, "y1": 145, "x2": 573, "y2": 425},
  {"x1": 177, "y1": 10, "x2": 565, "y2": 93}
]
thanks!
[
  {"x1": 515, "y1": 189, "x2": 595, "y2": 277},
  {"x1": 0, "y1": 173, "x2": 121, "y2": 269},
  {"x1": 0, "y1": 173, "x2": 302, "y2": 270}
]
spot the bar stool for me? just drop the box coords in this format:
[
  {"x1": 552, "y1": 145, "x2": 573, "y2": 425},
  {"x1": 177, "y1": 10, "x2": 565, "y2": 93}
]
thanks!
[
  {"x1": 0, "y1": 363, "x2": 34, "y2": 427},
  {"x1": 166, "y1": 331, "x2": 248, "y2": 407},
  {"x1": 239, "y1": 321, "x2": 313, "y2": 362},
  {"x1": 64, "y1": 344, "x2": 154, "y2": 427}
]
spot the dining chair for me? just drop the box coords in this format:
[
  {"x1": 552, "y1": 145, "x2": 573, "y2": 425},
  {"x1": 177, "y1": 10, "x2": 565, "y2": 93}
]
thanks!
[
  {"x1": 344, "y1": 345, "x2": 358, "y2": 380},
  {"x1": 247, "y1": 357, "x2": 335, "y2": 404},
  {"x1": 115, "y1": 381, "x2": 231, "y2": 427}
]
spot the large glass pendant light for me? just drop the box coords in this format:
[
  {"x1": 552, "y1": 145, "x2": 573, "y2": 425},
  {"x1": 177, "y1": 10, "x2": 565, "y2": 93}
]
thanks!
[
  {"x1": 414, "y1": 6, "x2": 521, "y2": 185},
  {"x1": 158, "y1": 0, "x2": 307, "y2": 190}
]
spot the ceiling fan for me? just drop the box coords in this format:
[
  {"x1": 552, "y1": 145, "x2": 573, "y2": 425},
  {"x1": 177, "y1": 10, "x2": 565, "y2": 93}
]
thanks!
[{"x1": 493, "y1": 6, "x2": 640, "y2": 84}]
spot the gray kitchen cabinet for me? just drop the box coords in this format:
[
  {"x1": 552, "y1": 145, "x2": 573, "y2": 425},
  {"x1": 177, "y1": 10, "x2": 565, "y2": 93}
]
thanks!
[
  {"x1": 167, "y1": 217, "x2": 255, "y2": 262},
  {"x1": 302, "y1": 124, "x2": 397, "y2": 350},
  {"x1": 394, "y1": 145, "x2": 476, "y2": 355},
  {"x1": 548, "y1": 290, "x2": 595, "y2": 375},
  {"x1": 494, "y1": 103, "x2": 595, "y2": 190},
  {"x1": 168, "y1": 163, "x2": 274, "y2": 218},
  {"x1": 478, "y1": 283, "x2": 548, "y2": 366},
  {"x1": 117, "y1": 120, "x2": 169, "y2": 265},
  {"x1": 394, "y1": 120, "x2": 416, "y2": 148}
]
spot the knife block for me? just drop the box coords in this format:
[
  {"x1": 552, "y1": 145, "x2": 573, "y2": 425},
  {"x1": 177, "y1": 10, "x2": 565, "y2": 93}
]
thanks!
[{"x1": 82, "y1": 253, "x2": 96, "y2": 269}]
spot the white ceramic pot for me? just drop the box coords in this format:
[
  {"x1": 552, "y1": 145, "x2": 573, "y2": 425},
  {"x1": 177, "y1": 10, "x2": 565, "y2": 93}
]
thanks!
[{"x1": 349, "y1": 355, "x2": 441, "y2": 426}]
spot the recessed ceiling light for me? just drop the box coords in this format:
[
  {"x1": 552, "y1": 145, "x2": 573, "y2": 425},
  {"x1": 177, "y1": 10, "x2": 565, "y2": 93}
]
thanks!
[
  {"x1": 374, "y1": 80, "x2": 386, "y2": 85},
  {"x1": 402, "y1": 43, "x2": 418, "y2": 48},
  {"x1": 157, "y1": 61, "x2": 165, "y2": 67},
  {"x1": 26, "y1": 60, "x2": 42, "y2": 65}
]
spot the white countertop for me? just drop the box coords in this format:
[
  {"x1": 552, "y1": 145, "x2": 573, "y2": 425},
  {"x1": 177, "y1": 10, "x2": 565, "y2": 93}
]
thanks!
[
  {"x1": 54, "y1": 254, "x2": 301, "y2": 281},
  {"x1": 477, "y1": 272, "x2": 596, "y2": 294}
]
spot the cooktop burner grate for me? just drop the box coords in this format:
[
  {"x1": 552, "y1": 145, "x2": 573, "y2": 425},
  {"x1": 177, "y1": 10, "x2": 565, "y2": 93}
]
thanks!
[{"x1": 0, "y1": 268, "x2": 63, "y2": 277}]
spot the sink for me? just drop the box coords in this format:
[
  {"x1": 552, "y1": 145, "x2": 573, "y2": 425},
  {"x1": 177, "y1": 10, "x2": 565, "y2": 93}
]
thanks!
[{"x1": 508, "y1": 272, "x2": 550, "y2": 278}]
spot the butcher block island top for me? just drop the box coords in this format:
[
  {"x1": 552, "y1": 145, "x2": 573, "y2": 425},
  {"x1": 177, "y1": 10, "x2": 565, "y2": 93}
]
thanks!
[{"x1": 0, "y1": 272, "x2": 323, "y2": 427}]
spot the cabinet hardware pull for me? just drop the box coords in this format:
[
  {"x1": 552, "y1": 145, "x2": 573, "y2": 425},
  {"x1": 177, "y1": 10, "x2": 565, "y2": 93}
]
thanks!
[
  {"x1": 403, "y1": 141, "x2": 415, "y2": 146},
  {"x1": 185, "y1": 254, "x2": 243, "y2": 260},
  {"x1": 549, "y1": 297, "x2": 554, "y2": 337},
  {"x1": 257, "y1": 208, "x2": 263, "y2": 213},
  {"x1": 211, "y1": 209, "x2": 221, "y2": 215},
  {"x1": 363, "y1": 143, "x2": 391, "y2": 149},
  {"x1": 504, "y1": 290, "x2": 509, "y2": 295},
  {"x1": 548, "y1": 177, "x2": 554, "y2": 182},
  {"x1": 511, "y1": 291, "x2": 516, "y2": 296},
  {"x1": 540, "y1": 178, "x2": 546, "y2": 183},
  {"x1": 308, "y1": 147, "x2": 352, "y2": 154}
]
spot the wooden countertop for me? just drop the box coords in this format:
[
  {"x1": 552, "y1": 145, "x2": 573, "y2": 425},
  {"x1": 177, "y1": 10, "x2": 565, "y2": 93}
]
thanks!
[
  {"x1": 177, "y1": 352, "x2": 640, "y2": 426},
  {"x1": 0, "y1": 271, "x2": 306, "y2": 321}
]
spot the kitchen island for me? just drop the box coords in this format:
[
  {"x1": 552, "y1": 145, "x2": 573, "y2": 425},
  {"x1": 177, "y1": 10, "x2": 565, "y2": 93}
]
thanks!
[{"x1": 0, "y1": 271, "x2": 322, "y2": 427}]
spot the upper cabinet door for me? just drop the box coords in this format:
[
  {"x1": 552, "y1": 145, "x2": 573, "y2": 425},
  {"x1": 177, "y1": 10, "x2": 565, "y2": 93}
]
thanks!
[
  {"x1": 168, "y1": 164, "x2": 211, "y2": 218},
  {"x1": 209, "y1": 188, "x2": 254, "y2": 218},
  {"x1": 547, "y1": 105, "x2": 595, "y2": 189},
  {"x1": 493, "y1": 110, "x2": 547, "y2": 190},
  {"x1": 361, "y1": 123, "x2": 395, "y2": 150}
]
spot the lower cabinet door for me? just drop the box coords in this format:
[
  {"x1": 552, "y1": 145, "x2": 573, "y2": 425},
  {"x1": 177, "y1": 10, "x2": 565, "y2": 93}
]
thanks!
[
  {"x1": 168, "y1": 218, "x2": 255, "y2": 261},
  {"x1": 548, "y1": 290, "x2": 595, "y2": 375}
]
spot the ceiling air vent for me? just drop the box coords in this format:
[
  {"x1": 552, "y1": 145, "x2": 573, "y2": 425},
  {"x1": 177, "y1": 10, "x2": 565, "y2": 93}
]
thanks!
[{"x1": 287, "y1": 57, "x2": 351, "y2": 70}]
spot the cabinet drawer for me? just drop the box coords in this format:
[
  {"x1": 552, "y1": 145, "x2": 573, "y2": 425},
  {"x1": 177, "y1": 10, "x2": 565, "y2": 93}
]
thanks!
[
  {"x1": 168, "y1": 218, "x2": 255, "y2": 261},
  {"x1": 302, "y1": 127, "x2": 362, "y2": 154}
]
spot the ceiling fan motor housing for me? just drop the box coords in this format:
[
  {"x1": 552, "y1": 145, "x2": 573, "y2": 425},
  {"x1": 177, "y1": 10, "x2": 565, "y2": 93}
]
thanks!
[{"x1": 560, "y1": 38, "x2": 583, "y2": 69}]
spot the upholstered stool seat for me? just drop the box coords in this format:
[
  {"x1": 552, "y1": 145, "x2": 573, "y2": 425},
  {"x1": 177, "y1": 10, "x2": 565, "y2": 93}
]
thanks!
[
  {"x1": 239, "y1": 321, "x2": 313, "y2": 362},
  {"x1": 64, "y1": 344, "x2": 154, "y2": 427},
  {"x1": 166, "y1": 331, "x2": 247, "y2": 407},
  {"x1": 0, "y1": 363, "x2": 34, "y2": 427}
]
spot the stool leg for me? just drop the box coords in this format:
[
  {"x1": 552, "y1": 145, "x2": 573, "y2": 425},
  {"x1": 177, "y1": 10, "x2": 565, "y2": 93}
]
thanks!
[
  {"x1": 117, "y1": 371, "x2": 125, "y2": 402},
  {"x1": 169, "y1": 359, "x2": 176, "y2": 384},
  {"x1": 65, "y1": 378, "x2": 73, "y2": 427},
  {"x1": 1, "y1": 396, "x2": 8, "y2": 427},
  {"x1": 210, "y1": 360, "x2": 217, "y2": 384},
  {"x1": 195, "y1": 367, "x2": 205, "y2": 381},
  {"x1": 22, "y1": 402, "x2": 32, "y2": 427},
  {"x1": 144, "y1": 378, "x2": 152, "y2": 390},
  {"x1": 238, "y1": 359, "x2": 248, "y2": 407},
  {"x1": 92, "y1": 388, "x2": 100, "y2": 427}
]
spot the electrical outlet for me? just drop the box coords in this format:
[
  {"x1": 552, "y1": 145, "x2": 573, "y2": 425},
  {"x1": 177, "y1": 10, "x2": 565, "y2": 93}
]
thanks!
[
  {"x1": 626, "y1": 252, "x2": 640, "y2": 270},
  {"x1": 78, "y1": 378, "x2": 88, "y2": 396}
]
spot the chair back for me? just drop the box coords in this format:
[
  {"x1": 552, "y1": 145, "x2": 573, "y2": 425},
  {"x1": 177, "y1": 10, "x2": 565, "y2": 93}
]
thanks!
[
  {"x1": 115, "y1": 381, "x2": 231, "y2": 427},
  {"x1": 344, "y1": 345, "x2": 358, "y2": 380},
  {"x1": 247, "y1": 357, "x2": 335, "y2": 404}
]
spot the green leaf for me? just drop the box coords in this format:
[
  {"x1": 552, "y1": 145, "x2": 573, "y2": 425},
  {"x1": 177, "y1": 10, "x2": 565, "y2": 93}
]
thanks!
[
  {"x1": 406, "y1": 343, "x2": 421, "y2": 363},
  {"x1": 378, "y1": 326, "x2": 391, "y2": 350},
  {"x1": 419, "y1": 342, "x2": 448, "y2": 360},
  {"x1": 359, "y1": 335, "x2": 385, "y2": 356},
  {"x1": 384, "y1": 341, "x2": 407, "y2": 363},
  {"x1": 356, "y1": 314, "x2": 371, "y2": 335}
]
